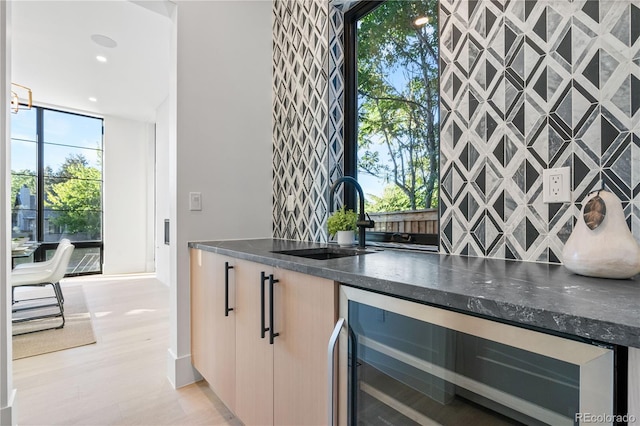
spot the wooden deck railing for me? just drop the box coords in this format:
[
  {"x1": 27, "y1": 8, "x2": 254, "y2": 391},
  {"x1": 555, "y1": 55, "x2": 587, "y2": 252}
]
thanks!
[{"x1": 367, "y1": 209, "x2": 438, "y2": 234}]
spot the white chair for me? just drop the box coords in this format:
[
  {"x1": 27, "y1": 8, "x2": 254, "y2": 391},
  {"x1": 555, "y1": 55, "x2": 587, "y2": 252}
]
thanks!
[
  {"x1": 12, "y1": 239, "x2": 71, "y2": 304},
  {"x1": 13, "y1": 238, "x2": 71, "y2": 272},
  {"x1": 11, "y1": 243, "x2": 74, "y2": 335}
]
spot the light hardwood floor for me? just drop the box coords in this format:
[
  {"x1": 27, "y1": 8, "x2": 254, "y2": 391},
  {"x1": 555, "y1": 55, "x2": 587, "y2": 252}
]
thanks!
[{"x1": 13, "y1": 274, "x2": 241, "y2": 426}]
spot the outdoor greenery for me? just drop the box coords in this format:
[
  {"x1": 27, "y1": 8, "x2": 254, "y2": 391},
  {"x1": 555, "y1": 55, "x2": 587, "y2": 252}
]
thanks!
[
  {"x1": 357, "y1": 0, "x2": 439, "y2": 212},
  {"x1": 327, "y1": 206, "x2": 358, "y2": 237},
  {"x1": 11, "y1": 171, "x2": 36, "y2": 205},
  {"x1": 46, "y1": 154, "x2": 102, "y2": 239},
  {"x1": 12, "y1": 153, "x2": 102, "y2": 240}
]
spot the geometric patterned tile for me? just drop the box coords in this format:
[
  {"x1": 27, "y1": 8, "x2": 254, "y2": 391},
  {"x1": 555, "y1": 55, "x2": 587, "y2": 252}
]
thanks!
[
  {"x1": 439, "y1": 0, "x2": 640, "y2": 264},
  {"x1": 273, "y1": 0, "x2": 640, "y2": 263},
  {"x1": 273, "y1": 0, "x2": 330, "y2": 242}
]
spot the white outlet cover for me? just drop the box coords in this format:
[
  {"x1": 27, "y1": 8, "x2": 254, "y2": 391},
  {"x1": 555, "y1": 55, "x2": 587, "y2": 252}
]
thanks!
[{"x1": 542, "y1": 167, "x2": 571, "y2": 203}]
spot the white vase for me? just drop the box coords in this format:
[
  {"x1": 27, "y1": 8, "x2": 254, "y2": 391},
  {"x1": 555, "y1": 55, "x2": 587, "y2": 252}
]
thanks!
[
  {"x1": 336, "y1": 230, "x2": 355, "y2": 247},
  {"x1": 562, "y1": 190, "x2": 640, "y2": 279}
]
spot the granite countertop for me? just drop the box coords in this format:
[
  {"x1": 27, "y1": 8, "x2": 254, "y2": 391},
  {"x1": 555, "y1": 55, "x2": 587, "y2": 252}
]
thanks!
[{"x1": 189, "y1": 238, "x2": 640, "y2": 349}]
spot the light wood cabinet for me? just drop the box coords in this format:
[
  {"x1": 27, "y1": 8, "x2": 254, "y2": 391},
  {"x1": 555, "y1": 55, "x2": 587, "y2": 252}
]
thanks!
[
  {"x1": 234, "y1": 260, "x2": 274, "y2": 425},
  {"x1": 272, "y1": 267, "x2": 337, "y2": 425},
  {"x1": 191, "y1": 249, "x2": 337, "y2": 426},
  {"x1": 190, "y1": 248, "x2": 236, "y2": 412},
  {"x1": 235, "y1": 261, "x2": 337, "y2": 426}
]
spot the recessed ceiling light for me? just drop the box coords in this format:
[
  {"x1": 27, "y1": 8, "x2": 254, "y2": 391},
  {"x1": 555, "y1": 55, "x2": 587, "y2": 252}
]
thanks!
[
  {"x1": 96, "y1": 55, "x2": 107, "y2": 63},
  {"x1": 91, "y1": 34, "x2": 118, "y2": 49},
  {"x1": 414, "y1": 16, "x2": 430, "y2": 26},
  {"x1": 89, "y1": 97, "x2": 97, "y2": 102}
]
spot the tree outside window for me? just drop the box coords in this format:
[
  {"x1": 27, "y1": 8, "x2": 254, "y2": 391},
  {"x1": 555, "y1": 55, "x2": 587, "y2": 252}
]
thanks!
[
  {"x1": 356, "y1": 0, "x2": 439, "y2": 212},
  {"x1": 10, "y1": 106, "x2": 104, "y2": 274}
]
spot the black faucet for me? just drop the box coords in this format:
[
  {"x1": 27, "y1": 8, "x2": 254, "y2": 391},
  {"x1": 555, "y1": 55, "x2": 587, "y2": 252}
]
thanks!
[{"x1": 328, "y1": 176, "x2": 375, "y2": 248}]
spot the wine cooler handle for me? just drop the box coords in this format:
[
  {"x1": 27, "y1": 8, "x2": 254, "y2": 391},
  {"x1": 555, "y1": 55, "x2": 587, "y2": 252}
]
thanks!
[
  {"x1": 224, "y1": 262, "x2": 234, "y2": 316},
  {"x1": 327, "y1": 318, "x2": 345, "y2": 426},
  {"x1": 269, "y1": 274, "x2": 280, "y2": 344},
  {"x1": 260, "y1": 271, "x2": 269, "y2": 338}
]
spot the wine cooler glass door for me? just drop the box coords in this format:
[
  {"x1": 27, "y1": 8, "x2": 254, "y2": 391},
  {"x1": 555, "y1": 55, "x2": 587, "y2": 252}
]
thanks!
[{"x1": 341, "y1": 286, "x2": 615, "y2": 426}]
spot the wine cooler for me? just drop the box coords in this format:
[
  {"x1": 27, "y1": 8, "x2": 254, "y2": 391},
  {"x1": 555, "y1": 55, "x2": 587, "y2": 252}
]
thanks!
[{"x1": 333, "y1": 286, "x2": 625, "y2": 426}]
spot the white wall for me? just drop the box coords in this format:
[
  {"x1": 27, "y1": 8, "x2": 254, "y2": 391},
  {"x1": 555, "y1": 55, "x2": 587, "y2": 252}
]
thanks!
[
  {"x1": 155, "y1": 96, "x2": 170, "y2": 286},
  {"x1": 103, "y1": 115, "x2": 155, "y2": 275},
  {"x1": 167, "y1": 0, "x2": 273, "y2": 387},
  {"x1": 0, "y1": 2, "x2": 15, "y2": 424}
]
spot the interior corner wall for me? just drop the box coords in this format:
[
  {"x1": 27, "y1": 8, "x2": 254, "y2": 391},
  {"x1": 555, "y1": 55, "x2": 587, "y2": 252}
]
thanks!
[
  {"x1": 169, "y1": 0, "x2": 272, "y2": 387},
  {"x1": 272, "y1": 0, "x2": 330, "y2": 242},
  {"x1": 0, "y1": 2, "x2": 15, "y2": 425},
  {"x1": 103, "y1": 115, "x2": 155, "y2": 275}
]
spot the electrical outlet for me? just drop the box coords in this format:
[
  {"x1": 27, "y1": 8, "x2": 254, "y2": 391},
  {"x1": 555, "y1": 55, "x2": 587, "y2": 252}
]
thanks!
[{"x1": 542, "y1": 167, "x2": 571, "y2": 203}]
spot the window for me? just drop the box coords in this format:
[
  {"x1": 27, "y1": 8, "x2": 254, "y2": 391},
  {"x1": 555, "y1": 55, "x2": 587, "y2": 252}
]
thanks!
[
  {"x1": 344, "y1": 0, "x2": 439, "y2": 248},
  {"x1": 11, "y1": 107, "x2": 104, "y2": 275}
]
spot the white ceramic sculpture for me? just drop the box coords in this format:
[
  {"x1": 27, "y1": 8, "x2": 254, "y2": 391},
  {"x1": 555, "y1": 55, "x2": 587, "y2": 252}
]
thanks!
[{"x1": 562, "y1": 190, "x2": 640, "y2": 279}]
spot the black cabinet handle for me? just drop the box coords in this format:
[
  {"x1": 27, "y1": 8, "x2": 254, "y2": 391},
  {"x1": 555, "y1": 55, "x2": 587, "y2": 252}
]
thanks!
[
  {"x1": 224, "y1": 262, "x2": 234, "y2": 316},
  {"x1": 261, "y1": 271, "x2": 269, "y2": 338},
  {"x1": 269, "y1": 274, "x2": 280, "y2": 344}
]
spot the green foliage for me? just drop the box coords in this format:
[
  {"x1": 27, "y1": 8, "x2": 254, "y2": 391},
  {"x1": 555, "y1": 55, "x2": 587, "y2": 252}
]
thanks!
[
  {"x1": 366, "y1": 185, "x2": 415, "y2": 212},
  {"x1": 58, "y1": 154, "x2": 90, "y2": 177},
  {"x1": 356, "y1": 0, "x2": 439, "y2": 210},
  {"x1": 11, "y1": 171, "x2": 36, "y2": 207},
  {"x1": 11, "y1": 153, "x2": 102, "y2": 239},
  {"x1": 327, "y1": 207, "x2": 358, "y2": 237},
  {"x1": 366, "y1": 181, "x2": 439, "y2": 213},
  {"x1": 46, "y1": 156, "x2": 102, "y2": 239}
]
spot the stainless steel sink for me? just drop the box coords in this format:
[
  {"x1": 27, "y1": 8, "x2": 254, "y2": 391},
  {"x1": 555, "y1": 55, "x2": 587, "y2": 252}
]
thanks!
[{"x1": 272, "y1": 247, "x2": 377, "y2": 260}]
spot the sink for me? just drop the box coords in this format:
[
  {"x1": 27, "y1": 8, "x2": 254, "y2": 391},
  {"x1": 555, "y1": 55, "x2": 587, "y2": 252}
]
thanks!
[{"x1": 272, "y1": 247, "x2": 377, "y2": 260}]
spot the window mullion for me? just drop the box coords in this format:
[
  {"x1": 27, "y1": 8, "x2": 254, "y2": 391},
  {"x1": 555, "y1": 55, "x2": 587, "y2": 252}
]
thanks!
[{"x1": 36, "y1": 107, "x2": 45, "y2": 248}]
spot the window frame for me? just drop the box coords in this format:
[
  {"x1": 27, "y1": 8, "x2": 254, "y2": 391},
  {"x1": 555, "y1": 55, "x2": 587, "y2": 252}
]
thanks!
[
  {"x1": 343, "y1": 0, "x2": 440, "y2": 248},
  {"x1": 11, "y1": 105, "x2": 104, "y2": 276}
]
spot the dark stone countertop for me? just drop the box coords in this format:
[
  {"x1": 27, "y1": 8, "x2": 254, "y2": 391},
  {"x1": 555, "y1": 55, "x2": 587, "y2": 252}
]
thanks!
[{"x1": 188, "y1": 238, "x2": 640, "y2": 348}]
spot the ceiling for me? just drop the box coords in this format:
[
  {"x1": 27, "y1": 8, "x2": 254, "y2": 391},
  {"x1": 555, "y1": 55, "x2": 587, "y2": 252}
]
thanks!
[{"x1": 11, "y1": 0, "x2": 173, "y2": 123}]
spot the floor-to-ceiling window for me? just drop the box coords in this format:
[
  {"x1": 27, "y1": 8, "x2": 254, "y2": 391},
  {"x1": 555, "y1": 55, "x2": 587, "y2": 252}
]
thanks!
[
  {"x1": 11, "y1": 106, "x2": 103, "y2": 275},
  {"x1": 344, "y1": 0, "x2": 439, "y2": 248}
]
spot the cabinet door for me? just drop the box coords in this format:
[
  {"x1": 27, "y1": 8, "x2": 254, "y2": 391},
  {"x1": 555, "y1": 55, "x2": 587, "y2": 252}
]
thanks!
[
  {"x1": 234, "y1": 260, "x2": 274, "y2": 426},
  {"x1": 191, "y1": 249, "x2": 214, "y2": 380},
  {"x1": 272, "y1": 268, "x2": 337, "y2": 426},
  {"x1": 190, "y1": 249, "x2": 236, "y2": 411}
]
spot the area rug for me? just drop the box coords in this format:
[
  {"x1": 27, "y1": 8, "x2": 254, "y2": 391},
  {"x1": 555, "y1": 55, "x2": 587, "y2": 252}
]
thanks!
[{"x1": 12, "y1": 285, "x2": 97, "y2": 360}]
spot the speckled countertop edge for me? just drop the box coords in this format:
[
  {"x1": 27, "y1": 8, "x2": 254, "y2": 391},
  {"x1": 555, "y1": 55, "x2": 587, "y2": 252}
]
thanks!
[{"x1": 189, "y1": 238, "x2": 640, "y2": 348}]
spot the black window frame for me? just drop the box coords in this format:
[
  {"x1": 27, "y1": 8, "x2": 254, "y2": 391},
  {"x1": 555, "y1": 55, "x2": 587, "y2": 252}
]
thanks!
[
  {"x1": 11, "y1": 105, "x2": 104, "y2": 276},
  {"x1": 343, "y1": 0, "x2": 440, "y2": 248}
]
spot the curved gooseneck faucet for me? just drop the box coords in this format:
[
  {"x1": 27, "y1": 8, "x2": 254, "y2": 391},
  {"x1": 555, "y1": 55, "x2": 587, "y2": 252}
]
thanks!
[{"x1": 328, "y1": 176, "x2": 374, "y2": 248}]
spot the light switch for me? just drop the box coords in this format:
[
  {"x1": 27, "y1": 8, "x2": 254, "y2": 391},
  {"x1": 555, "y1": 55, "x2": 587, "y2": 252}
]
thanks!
[{"x1": 189, "y1": 192, "x2": 202, "y2": 211}]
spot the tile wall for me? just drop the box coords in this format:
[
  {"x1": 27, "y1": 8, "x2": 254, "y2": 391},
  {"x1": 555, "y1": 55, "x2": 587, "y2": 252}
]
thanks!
[
  {"x1": 273, "y1": 0, "x2": 330, "y2": 241},
  {"x1": 440, "y1": 0, "x2": 640, "y2": 262},
  {"x1": 273, "y1": 0, "x2": 640, "y2": 264}
]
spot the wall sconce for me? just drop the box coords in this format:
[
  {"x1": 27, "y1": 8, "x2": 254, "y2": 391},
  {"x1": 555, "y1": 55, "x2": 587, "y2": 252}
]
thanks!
[{"x1": 10, "y1": 83, "x2": 32, "y2": 114}]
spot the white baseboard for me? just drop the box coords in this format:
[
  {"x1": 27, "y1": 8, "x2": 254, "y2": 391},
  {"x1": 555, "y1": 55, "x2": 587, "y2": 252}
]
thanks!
[
  {"x1": 0, "y1": 389, "x2": 17, "y2": 426},
  {"x1": 166, "y1": 348, "x2": 201, "y2": 389}
]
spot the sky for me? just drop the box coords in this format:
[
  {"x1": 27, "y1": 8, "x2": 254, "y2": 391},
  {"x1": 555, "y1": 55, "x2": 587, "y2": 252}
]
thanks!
[{"x1": 10, "y1": 107, "x2": 103, "y2": 174}]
